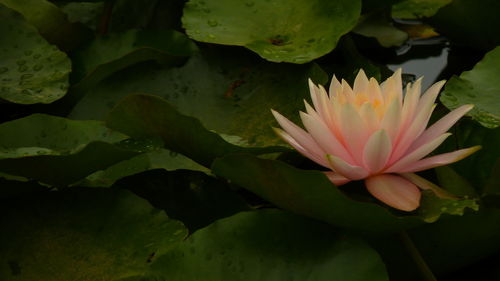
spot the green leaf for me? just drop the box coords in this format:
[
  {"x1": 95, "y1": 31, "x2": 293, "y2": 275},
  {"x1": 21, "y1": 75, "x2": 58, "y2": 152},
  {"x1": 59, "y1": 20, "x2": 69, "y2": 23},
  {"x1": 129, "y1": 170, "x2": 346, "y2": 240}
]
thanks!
[
  {"x1": 72, "y1": 48, "x2": 327, "y2": 147},
  {"x1": 429, "y1": 0, "x2": 500, "y2": 50},
  {"x1": 353, "y1": 14, "x2": 408, "y2": 47},
  {"x1": 212, "y1": 153, "x2": 423, "y2": 233},
  {"x1": 142, "y1": 209, "x2": 389, "y2": 281},
  {"x1": 440, "y1": 47, "x2": 500, "y2": 128},
  {"x1": 106, "y1": 94, "x2": 287, "y2": 167},
  {"x1": 0, "y1": 188, "x2": 188, "y2": 281},
  {"x1": 182, "y1": 0, "x2": 361, "y2": 63},
  {"x1": 0, "y1": 0, "x2": 92, "y2": 51},
  {"x1": 72, "y1": 29, "x2": 198, "y2": 94},
  {"x1": 59, "y1": 1, "x2": 104, "y2": 30},
  {"x1": 79, "y1": 149, "x2": 209, "y2": 188},
  {"x1": 418, "y1": 190, "x2": 479, "y2": 223},
  {"x1": 0, "y1": 114, "x2": 138, "y2": 186},
  {"x1": 391, "y1": 0, "x2": 452, "y2": 19},
  {"x1": 0, "y1": 4, "x2": 71, "y2": 104},
  {"x1": 114, "y1": 169, "x2": 251, "y2": 232}
]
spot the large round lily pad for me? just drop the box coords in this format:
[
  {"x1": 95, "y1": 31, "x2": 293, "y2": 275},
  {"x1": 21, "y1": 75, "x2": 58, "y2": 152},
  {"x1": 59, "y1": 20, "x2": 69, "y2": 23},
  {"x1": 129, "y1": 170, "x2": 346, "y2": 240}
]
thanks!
[
  {"x1": 143, "y1": 209, "x2": 389, "y2": 281},
  {"x1": 440, "y1": 46, "x2": 500, "y2": 128},
  {"x1": 0, "y1": 4, "x2": 71, "y2": 104},
  {"x1": 0, "y1": 188, "x2": 188, "y2": 281},
  {"x1": 182, "y1": 0, "x2": 361, "y2": 63}
]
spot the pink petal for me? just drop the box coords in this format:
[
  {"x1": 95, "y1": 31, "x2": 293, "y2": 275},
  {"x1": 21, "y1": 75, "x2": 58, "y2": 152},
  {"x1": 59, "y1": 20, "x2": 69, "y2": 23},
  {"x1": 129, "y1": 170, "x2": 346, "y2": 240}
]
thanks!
[
  {"x1": 273, "y1": 127, "x2": 329, "y2": 167},
  {"x1": 365, "y1": 174, "x2": 421, "y2": 211},
  {"x1": 390, "y1": 81, "x2": 445, "y2": 162},
  {"x1": 308, "y1": 79, "x2": 332, "y2": 123},
  {"x1": 353, "y1": 69, "x2": 369, "y2": 93},
  {"x1": 324, "y1": 171, "x2": 351, "y2": 186},
  {"x1": 386, "y1": 133, "x2": 451, "y2": 173},
  {"x1": 381, "y1": 98, "x2": 402, "y2": 141},
  {"x1": 401, "y1": 78, "x2": 422, "y2": 128},
  {"x1": 329, "y1": 75, "x2": 342, "y2": 98},
  {"x1": 326, "y1": 154, "x2": 370, "y2": 180},
  {"x1": 341, "y1": 79, "x2": 355, "y2": 102},
  {"x1": 359, "y1": 102, "x2": 379, "y2": 133},
  {"x1": 381, "y1": 68, "x2": 403, "y2": 105},
  {"x1": 389, "y1": 104, "x2": 437, "y2": 164},
  {"x1": 367, "y1": 78, "x2": 384, "y2": 103},
  {"x1": 398, "y1": 146, "x2": 481, "y2": 173},
  {"x1": 271, "y1": 110, "x2": 327, "y2": 163},
  {"x1": 339, "y1": 103, "x2": 369, "y2": 165},
  {"x1": 363, "y1": 129, "x2": 393, "y2": 173},
  {"x1": 418, "y1": 80, "x2": 446, "y2": 110},
  {"x1": 411, "y1": 104, "x2": 474, "y2": 150},
  {"x1": 300, "y1": 111, "x2": 355, "y2": 164}
]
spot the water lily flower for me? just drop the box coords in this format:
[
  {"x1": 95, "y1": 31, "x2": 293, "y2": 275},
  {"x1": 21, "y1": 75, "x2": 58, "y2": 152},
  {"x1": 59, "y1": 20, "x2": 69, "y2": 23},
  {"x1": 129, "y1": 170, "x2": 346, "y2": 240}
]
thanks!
[{"x1": 271, "y1": 69, "x2": 480, "y2": 211}]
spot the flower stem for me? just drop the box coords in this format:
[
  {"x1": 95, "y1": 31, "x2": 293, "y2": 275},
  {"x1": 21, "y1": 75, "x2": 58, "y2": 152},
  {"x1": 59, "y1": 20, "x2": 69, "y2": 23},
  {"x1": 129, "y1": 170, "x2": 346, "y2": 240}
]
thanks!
[{"x1": 399, "y1": 231, "x2": 438, "y2": 281}]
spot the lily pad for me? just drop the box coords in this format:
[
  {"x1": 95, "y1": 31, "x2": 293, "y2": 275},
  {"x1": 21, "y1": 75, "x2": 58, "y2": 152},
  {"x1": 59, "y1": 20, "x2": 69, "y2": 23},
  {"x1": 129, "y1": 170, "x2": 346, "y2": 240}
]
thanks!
[
  {"x1": 72, "y1": 29, "x2": 198, "y2": 94},
  {"x1": 106, "y1": 94, "x2": 285, "y2": 167},
  {"x1": 0, "y1": 0, "x2": 91, "y2": 51},
  {"x1": 429, "y1": 0, "x2": 500, "y2": 50},
  {"x1": 182, "y1": 0, "x2": 361, "y2": 63},
  {"x1": 391, "y1": 0, "x2": 452, "y2": 19},
  {"x1": 353, "y1": 14, "x2": 408, "y2": 47},
  {"x1": 72, "y1": 48, "x2": 327, "y2": 147},
  {"x1": 212, "y1": 153, "x2": 423, "y2": 232},
  {"x1": 0, "y1": 4, "x2": 71, "y2": 104},
  {"x1": 0, "y1": 188, "x2": 188, "y2": 281},
  {"x1": 418, "y1": 190, "x2": 479, "y2": 223},
  {"x1": 213, "y1": 153, "x2": 479, "y2": 232},
  {"x1": 440, "y1": 46, "x2": 500, "y2": 128},
  {"x1": 0, "y1": 114, "x2": 140, "y2": 186},
  {"x1": 80, "y1": 149, "x2": 209, "y2": 188},
  {"x1": 142, "y1": 209, "x2": 389, "y2": 281},
  {"x1": 114, "y1": 169, "x2": 251, "y2": 232}
]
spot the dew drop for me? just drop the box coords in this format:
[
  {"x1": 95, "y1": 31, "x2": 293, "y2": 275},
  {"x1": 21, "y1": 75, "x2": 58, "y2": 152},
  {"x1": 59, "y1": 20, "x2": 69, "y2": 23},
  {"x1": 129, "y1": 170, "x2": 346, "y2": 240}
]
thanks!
[
  {"x1": 208, "y1": 34, "x2": 216, "y2": 39},
  {"x1": 467, "y1": 93, "x2": 476, "y2": 98},
  {"x1": 207, "y1": 20, "x2": 218, "y2": 27},
  {"x1": 16, "y1": 59, "x2": 26, "y2": 66},
  {"x1": 0, "y1": 67, "x2": 8, "y2": 74},
  {"x1": 21, "y1": 89, "x2": 31, "y2": 95},
  {"x1": 202, "y1": 8, "x2": 210, "y2": 13},
  {"x1": 33, "y1": 65, "x2": 43, "y2": 71},
  {"x1": 18, "y1": 65, "x2": 28, "y2": 72},
  {"x1": 24, "y1": 50, "x2": 33, "y2": 56},
  {"x1": 245, "y1": 1, "x2": 255, "y2": 7},
  {"x1": 33, "y1": 54, "x2": 41, "y2": 59},
  {"x1": 169, "y1": 151, "x2": 178, "y2": 157}
]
